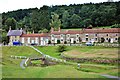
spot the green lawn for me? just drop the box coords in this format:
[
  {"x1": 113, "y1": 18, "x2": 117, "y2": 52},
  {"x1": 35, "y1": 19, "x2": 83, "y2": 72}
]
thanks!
[
  {"x1": 2, "y1": 46, "x2": 119, "y2": 78},
  {"x1": 35, "y1": 46, "x2": 118, "y2": 59}
]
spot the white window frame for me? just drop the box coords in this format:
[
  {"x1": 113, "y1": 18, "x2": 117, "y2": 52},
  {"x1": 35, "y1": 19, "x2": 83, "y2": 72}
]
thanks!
[
  {"x1": 28, "y1": 37, "x2": 30, "y2": 43},
  {"x1": 22, "y1": 37, "x2": 24, "y2": 43},
  {"x1": 35, "y1": 37, "x2": 38, "y2": 44}
]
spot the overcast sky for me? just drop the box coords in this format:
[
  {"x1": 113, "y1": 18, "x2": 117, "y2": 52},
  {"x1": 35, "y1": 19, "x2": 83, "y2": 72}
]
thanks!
[{"x1": 0, "y1": 0, "x2": 119, "y2": 13}]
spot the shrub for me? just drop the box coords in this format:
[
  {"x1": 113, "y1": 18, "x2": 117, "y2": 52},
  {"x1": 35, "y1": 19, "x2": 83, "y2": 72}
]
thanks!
[
  {"x1": 118, "y1": 37, "x2": 120, "y2": 44},
  {"x1": 111, "y1": 24, "x2": 120, "y2": 28},
  {"x1": 57, "y1": 45, "x2": 67, "y2": 52},
  {"x1": 48, "y1": 40, "x2": 51, "y2": 44},
  {"x1": 74, "y1": 41, "x2": 76, "y2": 44},
  {"x1": 64, "y1": 41, "x2": 67, "y2": 44}
]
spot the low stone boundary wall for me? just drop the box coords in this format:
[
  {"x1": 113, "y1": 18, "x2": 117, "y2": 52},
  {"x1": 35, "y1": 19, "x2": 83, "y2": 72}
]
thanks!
[{"x1": 62, "y1": 56, "x2": 120, "y2": 64}]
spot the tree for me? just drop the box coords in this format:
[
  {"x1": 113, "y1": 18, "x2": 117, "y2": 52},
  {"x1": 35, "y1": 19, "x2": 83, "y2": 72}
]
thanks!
[
  {"x1": 5, "y1": 18, "x2": 16, "y2": 31},
  {"x1": 2, "y1": 30, "x2": 9, "y2": 44},
  {"x1": 81, "y1": 19, "x2": 92, "y2": 28},
  {"x1": 31, "y1": 9, "x2": 40, "y2": 33},
  {"x1": 50, "y1": 12, "x2": 61, "y2": 30},
  {"x1": 57, "y1": 45, "x2": 66, "y2": 52},
  {"x1": 62, "y1": 11, "x2": 70, "y2": 28},
  {"x1": 38, "y1": 29, "x2": 48, "y2": 33},
  {"x1": 118, "y1": 37, "x2": 120, "y2": 44},
  {"x1": 70, "y1": 14, "x2": 81, "y2": 28}
]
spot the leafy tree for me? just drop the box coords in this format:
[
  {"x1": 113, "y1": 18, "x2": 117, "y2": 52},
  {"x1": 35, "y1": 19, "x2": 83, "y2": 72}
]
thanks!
[
  {"x1": 118, "y1": 37, "x2": 120, "y2": 44},
  {"x1": 4, "y1": 18, "x2": 16, "y2": 31},
  {"x1": 50, "y1": 12, "x2": 61, "y2": 30},
  {"x1": 62, "y1": 11, "x2": 70, "y2": 28},
  {"x1": 57, "y1": 45, "x2": 66, "y2": 52},
  {"x1": 38, "y1": 29, "x2": 48, "y2": 33},
  {"x1": 70, "y1": 14, "x2": 81, "y2": 28},
  {"x1": 2, "y1": 30, "x2": 9, "y2": 44},
  {"x1": 81, "y1": 19, "x2": 92, "y2": 28},
  {"x1": 31, "y1": 9, "x2": 40, "y2": 33}
]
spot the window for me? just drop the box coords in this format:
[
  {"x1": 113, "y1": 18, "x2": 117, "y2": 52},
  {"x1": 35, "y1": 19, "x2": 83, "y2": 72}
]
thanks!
[
  {"x1": 67, "y1": 40, "x2": 70, "y2": 42},
  {"x1": 28, "y1": 37, "x2": 30, "y2": 43},
  {"x1": 61, "y1": 39, "x2": 63, "y2": 41},
  {"x1": 51, "y1": 34, "x2": 54, "y2": 37},
  {"x1": 61, "y1": 34, "x2": 63, "y2": 37},
  {"x1": 76, "y1": 34, "x2": 79, "y2": 37},
  {"x1": 22, "y1": 38, "x2": 24, "y2": 43},
  {"x1": 52, "y1": 40, "x2": 54, "y2": 42},
  {"x1": 95, "y1": 34, "x2": 97, "y2": 36},
  {"x1": 35, "y1": 37, "x2": 38, "y2": 43},
  {"x1": 106, "y1": 38, "x2": 108, "y2": 40},
  {"x1": 77, "y1": 39, "x2": 79, "y2": 42},
  {"x1": 86, "y1": 34, "x2": 88, "y2": 37},
  {"x1": 86, "y1": 38, "x2": 88, "y2": 41},
  {"x1": 95, "y1": 38, "x2": 97, "y2": 41},
  {"x1": 106, "y1": 34, "x2": 108, "y2": 36},
  {"x1": 116, "y1": 34, "x2": 118, "y2": 36},
  {"x1": 115, "y1": 38, "x2": 118, "y2": 40},
  {"x1": 67, "y1": 34, "x2": 70, "y2": 37}
]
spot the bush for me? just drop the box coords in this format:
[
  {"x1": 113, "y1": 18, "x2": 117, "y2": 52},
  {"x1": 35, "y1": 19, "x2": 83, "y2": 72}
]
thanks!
[
  {"x1": 48, "y1": 40, "x2": 51, "y2": 44},
  {"x1": 118, "y1": 37, "x2": 120, "y2": 44},
  {"x1": 64, "y1": 41, "x2": 67, "y2": 44},
  {"x1": 111, "y1": 24, "x2": 120, "y2": 28},
  {"x1": 57, "y1": 45, "x2": 67, "y2": 52}
]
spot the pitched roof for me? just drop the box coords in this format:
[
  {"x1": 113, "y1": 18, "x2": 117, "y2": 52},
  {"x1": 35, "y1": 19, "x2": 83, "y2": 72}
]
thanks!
[
  {"x1": 7, "y1": 30, "x2": 24, "y2": 36},
  {"x1": 82, "y1": 28, "x2": 120, "y2": 33},
  {"x1": 51, "y1": 31, "x2": 67, "y2": 35},
  {"x1": 21, "y1": 33, "x2": 49, "y2": 37},
  {"x1": 51, "y1": 28, "x2": 120, "y2": 34}
]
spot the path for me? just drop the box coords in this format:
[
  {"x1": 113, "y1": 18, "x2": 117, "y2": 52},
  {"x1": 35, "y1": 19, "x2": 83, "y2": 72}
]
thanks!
[
  {"x1": 29, "y1": 46, "x2": 120, "y2": 79},
  {"x1": 101, "y1": 74, "x2": 120, "y2": 79},
  {"x1": 20, "y1": 59, "x2": 26, "y2": 69},
  {"x1": 29, "y1": 46, "x2": 66, "y2": 63}
]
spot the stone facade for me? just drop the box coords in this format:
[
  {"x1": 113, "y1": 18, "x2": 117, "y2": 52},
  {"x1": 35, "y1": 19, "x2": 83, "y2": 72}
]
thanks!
[{"x1": 7, "y1": 28, "x2": 120, "y2": 45}]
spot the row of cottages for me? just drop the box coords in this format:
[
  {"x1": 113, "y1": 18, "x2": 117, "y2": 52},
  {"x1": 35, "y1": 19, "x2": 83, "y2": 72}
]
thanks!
[
  {"x1": 50, "y1": 27, "x2": 119, "y2": 44},
  {"x1": 7, "y1": 27, "x2": 120, "y2": 46}
]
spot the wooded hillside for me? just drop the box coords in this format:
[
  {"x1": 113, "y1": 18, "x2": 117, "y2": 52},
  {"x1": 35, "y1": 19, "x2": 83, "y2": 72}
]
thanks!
[{"x1": 2, "y1": 1, "x2": 120, "y2": 33}]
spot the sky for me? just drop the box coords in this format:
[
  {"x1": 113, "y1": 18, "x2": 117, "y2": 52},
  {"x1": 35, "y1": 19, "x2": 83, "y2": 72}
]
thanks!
[{"x1": 0, "y1": 0, "x2": 119, "y2": 13}]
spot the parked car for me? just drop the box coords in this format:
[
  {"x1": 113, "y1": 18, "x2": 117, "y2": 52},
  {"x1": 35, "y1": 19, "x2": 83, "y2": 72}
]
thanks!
[
  {"x1": 86, "y1": 42, "x2": 93, "y2": 46},
  {"x1": 13, "y1": 41, "x2": 21, "y2": 46}
]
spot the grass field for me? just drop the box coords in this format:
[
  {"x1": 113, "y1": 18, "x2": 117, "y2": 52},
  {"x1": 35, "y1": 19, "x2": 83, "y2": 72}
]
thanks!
[
  {"x1": 2, "y1": 46, "x2": 119, "y2": 78},
  {"x1": 35, "y1": 46, "x2": 118, "y2": 59},
  {"x1": 63, "y1": 46, "x2": 118, "y2": 58}
]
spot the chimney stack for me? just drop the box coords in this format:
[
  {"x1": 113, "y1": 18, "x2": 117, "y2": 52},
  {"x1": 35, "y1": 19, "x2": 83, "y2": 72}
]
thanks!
[
  {"x1": 58, "y1": 27, "x2": 61, "y2": 32},
  {"x1": 33, "y1": 30, "x2": 34, "y2": 34},
  {"x1": 51, "y1": 27, "x2": 54, "y2": 32},
  {"x1": 9, "y1": 26, "x2": 11, "y2": 32},
  {"x1": 20, "y1": 28, "x2": 22, "y2": 30}
]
